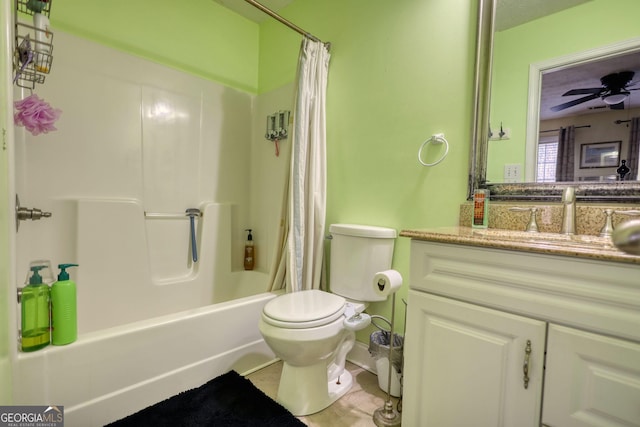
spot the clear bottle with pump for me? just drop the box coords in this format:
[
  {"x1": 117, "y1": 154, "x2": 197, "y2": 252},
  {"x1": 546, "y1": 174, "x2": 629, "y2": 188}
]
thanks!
[
  {"x1": 21, "y1": 265, "x2": 51, "y2": 352},
  {"x1": 51, "y1": 263, "x2": 79, "y2": 345},
  {"x1": 244, "y1": 229, "x2": 255, "y2": 271},
  {"x1": 33, "y1": 12, "x2": 52, "y2": 72}
]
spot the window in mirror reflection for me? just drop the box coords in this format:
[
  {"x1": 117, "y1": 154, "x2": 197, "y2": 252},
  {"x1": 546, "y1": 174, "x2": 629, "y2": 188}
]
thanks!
[{"x1": 537, "y1": 134, "x2": 558, "y2": 183}]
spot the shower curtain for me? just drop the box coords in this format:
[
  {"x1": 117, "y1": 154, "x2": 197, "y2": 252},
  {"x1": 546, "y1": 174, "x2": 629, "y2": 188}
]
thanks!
[
  {"x1": 555, "y1": 125, "x2": 575, "y2": 182},
  {"x1": 627, "y1": 117, "x2": 640, "y2": 180},
  {"x1": 268, "y1": 38, "x2": 330, "y2": 293}
]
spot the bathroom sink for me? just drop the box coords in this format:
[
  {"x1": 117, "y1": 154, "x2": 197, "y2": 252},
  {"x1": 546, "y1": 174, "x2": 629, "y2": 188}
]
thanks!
[
  {"x1": 400, "y1": 227, "x2": 640, "y2": 264},
  {"x1": 470, "y1": 228, "x2": 616, "y2": 251}
]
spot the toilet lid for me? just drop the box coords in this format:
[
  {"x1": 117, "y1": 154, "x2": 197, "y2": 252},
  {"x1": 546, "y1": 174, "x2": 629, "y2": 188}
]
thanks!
[{"x1": 262, "y1": 290, "x2": 346, "y2": 328}]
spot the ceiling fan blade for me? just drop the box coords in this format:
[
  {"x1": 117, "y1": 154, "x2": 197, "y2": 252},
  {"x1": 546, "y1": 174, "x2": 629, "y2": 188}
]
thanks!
[
  {"x1": 563, "y1": 88, "x2": 602, "y2": 96},
  {"x1": 609, "y1": 102, "x2": 625, "y2": 110},
  {"x1": 550, "y1": 93, "x2": 600, "y2": 112},
  {"x1": 601, "y1": 71, "x2": 635, "y2": 89}
]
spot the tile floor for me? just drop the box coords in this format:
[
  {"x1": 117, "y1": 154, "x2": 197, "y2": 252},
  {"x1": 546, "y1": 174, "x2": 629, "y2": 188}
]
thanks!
[{"x1": 247, "y1": 361, "x2": 401, "y2": 426}]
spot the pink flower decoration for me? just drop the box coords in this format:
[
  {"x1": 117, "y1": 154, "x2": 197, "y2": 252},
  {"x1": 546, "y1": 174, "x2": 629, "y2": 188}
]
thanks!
[{"x1": 14, "y1": 94, "x2": 62, "y2": 136}]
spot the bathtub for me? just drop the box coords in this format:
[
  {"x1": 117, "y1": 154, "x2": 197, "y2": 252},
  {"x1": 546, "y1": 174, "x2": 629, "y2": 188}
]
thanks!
[{"x1": 12, "y1": 280, "x2": 279, "y2": 427}]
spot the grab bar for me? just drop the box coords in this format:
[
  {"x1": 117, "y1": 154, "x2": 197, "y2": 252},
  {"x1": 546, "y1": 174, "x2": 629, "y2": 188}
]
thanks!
[
  {"x1": 185, "y1": 209, "x2": 200, "y2": 263},
  {"x1": 144, "y1": 209, "x2": 201, "y2": 263},
  {"x1": 144, "y1": 212, "x2": 199, "y2": 219}
]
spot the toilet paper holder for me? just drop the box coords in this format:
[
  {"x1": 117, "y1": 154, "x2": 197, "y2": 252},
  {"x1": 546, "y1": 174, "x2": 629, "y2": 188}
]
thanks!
[{"x1": 373, "y1": 270, "x2": 403, "y2": 298}]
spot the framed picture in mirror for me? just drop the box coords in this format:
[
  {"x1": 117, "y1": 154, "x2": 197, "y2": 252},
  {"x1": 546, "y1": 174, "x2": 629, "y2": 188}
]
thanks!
[
  {"x1": 579, "y1": 141, "x2": 621, "y2": 169},
  {"x1": 578, "y1": 175, "x2": 617, "y2": 182}
]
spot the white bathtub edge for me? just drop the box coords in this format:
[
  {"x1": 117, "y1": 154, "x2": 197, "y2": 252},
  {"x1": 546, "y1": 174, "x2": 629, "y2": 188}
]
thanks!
[
  {"x1": 13, "y1": 290, "x2": 278, "y2": 427},
  {"x1": 69, "y1": 339, "x2": 276, "y2": 426}
]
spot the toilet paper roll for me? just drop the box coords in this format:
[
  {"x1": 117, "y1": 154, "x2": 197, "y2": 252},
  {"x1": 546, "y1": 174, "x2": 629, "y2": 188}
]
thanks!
[{"x1": 373, "y1": 269, "x2": 402, "y2": 298}]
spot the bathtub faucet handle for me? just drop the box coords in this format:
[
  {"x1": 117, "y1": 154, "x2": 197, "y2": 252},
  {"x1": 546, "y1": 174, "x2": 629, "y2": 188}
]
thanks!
[{"x1": 15, "y1": 194, "x2": 52, "y2": 232}]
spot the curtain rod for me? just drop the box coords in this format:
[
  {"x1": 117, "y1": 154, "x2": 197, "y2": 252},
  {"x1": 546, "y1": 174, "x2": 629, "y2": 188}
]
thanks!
[
  {"x1": 540, "y1": 125, "x2": 591, "y2": 133},
  {"x1": 243, "y1": 0, "x2": 328, "y2": 48}
]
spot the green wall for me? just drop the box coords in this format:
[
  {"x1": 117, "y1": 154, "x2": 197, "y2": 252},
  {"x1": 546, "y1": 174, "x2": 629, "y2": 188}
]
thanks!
[
  {"x1": 17, "y1": 0, "x2": 478, "y2": 343},
  {"x1": 488, "y1": 0, "x2": 640, "y2": 183},
  {"x1": 259, "y1": 0, "x2": 478, "y2": 339},
  {"x1": 53, "y1": 0, "x2": 260, "y2": 93}
]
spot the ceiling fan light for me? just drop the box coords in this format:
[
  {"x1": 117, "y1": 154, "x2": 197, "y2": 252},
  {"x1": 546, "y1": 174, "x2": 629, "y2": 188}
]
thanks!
[{"x1": 603, "y1": 92, "x2": 629, "y2": 105}]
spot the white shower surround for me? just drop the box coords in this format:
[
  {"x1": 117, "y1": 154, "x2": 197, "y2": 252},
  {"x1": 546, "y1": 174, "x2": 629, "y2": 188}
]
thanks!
[
  {"x1": 14, "y1": 30, "x2": 291, "y2": 332},
  {"x1": 9, "y1": 28, "x2": 294, "y2": 425}
]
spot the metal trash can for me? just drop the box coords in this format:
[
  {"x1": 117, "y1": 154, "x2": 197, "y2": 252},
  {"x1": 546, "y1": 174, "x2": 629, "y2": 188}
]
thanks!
[{"x1": 368, "y1": 330, "x2": 404, "y2": 396}]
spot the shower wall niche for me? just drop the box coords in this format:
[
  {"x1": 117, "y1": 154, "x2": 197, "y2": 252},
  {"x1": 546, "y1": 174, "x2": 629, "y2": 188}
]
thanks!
[{"x1": 14, "y1": 30, "x2": 292, "y2": 333}]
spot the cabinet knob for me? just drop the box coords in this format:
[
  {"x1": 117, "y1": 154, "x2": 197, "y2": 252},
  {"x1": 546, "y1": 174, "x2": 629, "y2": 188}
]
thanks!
[{"x1": 523, "y1": 339, "x2": 531, "y2": 389}]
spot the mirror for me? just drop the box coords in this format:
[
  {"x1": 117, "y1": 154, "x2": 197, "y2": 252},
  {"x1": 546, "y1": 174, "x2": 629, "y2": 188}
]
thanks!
[{"x1": 470, "y1": 0, "x2": 640, "y2": 202}]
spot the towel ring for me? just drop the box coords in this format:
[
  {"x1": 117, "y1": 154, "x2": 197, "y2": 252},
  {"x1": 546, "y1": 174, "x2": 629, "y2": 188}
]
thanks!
[{"x1": 418, "y1": 133, "x2": 449, "y2": 167}]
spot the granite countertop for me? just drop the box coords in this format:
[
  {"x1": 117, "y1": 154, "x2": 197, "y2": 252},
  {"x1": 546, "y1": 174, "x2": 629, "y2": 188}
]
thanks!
[{"x1": 400, "y1": 226, "x2": 640, "y2": 265}]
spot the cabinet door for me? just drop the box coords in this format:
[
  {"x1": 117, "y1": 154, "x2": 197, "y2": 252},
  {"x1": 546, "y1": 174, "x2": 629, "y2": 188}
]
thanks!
[
  {"x1": 542, "y1": 325, "x2": 640, "y2": 427},
  {"x1": 403, "y1": 291, "x2": 546, "y2": 427}
]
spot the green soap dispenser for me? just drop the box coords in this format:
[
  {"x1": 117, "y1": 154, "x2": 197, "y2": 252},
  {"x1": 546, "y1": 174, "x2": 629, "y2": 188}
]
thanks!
[
  {"x1": 51, "y1": 263, "x2": 79, "y2": 345},
  {"x1": 21, "y1": 265, "x2": 51, "y2": 352}
]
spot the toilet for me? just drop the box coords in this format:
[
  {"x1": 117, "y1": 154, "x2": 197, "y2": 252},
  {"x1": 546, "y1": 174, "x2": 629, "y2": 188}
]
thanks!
[{"x1": 259, "y1": 223, "x2": 397, "y2": 416}]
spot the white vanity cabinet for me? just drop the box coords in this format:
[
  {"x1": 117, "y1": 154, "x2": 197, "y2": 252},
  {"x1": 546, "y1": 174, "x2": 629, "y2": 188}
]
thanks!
[
  {"x1": 403, "y1": 239, "x2": 640, "y2": 427},
  {"x1": 543, "y1": 325, "x2": 640, "y2": 427},
  {"x1": 404, "y1": 291, "x2": 546, "y2": 426}
]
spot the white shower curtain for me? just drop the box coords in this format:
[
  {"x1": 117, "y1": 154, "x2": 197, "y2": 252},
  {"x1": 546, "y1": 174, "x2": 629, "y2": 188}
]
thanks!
[
  {"x1": 267, "y1": 37, "x2": 330, "y2": 293},
  {"x1": 288, "y1": 38, "x2": 330, "y2": 292}
]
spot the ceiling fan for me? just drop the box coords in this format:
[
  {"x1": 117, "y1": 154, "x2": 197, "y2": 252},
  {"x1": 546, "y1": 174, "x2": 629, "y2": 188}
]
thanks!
[{"x1": 550, "y1": 71, "x2": 639, "y2": 112}]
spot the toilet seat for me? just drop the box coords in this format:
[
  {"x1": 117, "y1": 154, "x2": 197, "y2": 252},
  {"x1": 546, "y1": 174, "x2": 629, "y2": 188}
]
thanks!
[{"x1": 262, "y1": 290, "x2": 346, "y2": 329}]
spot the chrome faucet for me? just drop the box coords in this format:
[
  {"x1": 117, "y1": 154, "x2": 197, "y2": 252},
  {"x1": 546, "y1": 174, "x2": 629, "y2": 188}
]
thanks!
[
  {"x1": 560, "y1": 186, "x2": 576, "y2": 235},
  {"x1": 509, "y1": 206, "x2": 539, "y2": 233}
]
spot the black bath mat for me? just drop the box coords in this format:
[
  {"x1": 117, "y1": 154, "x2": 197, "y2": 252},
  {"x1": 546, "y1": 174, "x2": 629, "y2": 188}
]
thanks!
[{"x1": 105, "y1": 370, "x2": 305, "y2": 427}]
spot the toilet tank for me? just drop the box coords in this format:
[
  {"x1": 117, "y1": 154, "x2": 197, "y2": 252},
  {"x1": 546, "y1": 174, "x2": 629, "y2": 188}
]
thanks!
[{"x1": 329, "y1": 224, "x2": 397, "y2": 302}]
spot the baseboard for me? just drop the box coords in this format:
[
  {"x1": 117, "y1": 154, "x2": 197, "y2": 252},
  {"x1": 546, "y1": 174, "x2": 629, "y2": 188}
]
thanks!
[
  {"x1": 244, "y1": 341, "x2": 378, "y2": 375},
  {"x1": 240, "y1": 357, "x2": 281, "y2": 376},
  {"x1": 242, "y1": 340, "x2": 379, "y2": 377},
  {"x1": 346, "y1": 340, "x2": 378, "y2": 374}
]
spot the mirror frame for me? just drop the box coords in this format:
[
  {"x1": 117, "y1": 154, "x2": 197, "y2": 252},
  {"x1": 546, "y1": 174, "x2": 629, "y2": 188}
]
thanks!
[{"x1": 469, "y1": 0, "x2": 640, "y2": 203}]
